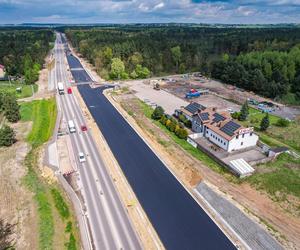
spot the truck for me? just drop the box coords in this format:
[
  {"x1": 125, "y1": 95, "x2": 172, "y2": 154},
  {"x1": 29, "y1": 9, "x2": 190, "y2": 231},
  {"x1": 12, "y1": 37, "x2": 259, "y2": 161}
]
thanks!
[
  {"x1": 68, "y1": 120, "x2": 76, "y2": 133},
  {"x1": 185, "y1": 89, "x2": 200, "y2": 99},
  {"x1": 58, "y1": 82, "x2": 65, "y2": 95}
]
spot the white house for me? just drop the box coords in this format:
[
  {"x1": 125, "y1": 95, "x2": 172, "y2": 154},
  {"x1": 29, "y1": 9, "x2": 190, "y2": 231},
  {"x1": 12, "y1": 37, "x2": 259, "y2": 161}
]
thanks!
[{"x1": 192, "y1": 107, "x2": 258, "y2": 152}]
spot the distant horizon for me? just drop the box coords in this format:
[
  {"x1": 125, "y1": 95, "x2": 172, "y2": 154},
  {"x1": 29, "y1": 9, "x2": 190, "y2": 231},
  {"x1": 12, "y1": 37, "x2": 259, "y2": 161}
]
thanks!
[
  {"x1": 1, "y1": 1, "x2": 300, "y2": 24},
  {"x1": 1, "y1": 22, "x2": 299, "y2": 26}
]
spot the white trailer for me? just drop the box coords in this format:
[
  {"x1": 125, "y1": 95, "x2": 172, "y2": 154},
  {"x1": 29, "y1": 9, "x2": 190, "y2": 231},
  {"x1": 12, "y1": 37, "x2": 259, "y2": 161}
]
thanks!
[
  {"x1": 58, "y1": 82, "x2": 65, "y2": 95},
  {"x1": 68, "y1": 120, "x2": 76, "y2": 133}
]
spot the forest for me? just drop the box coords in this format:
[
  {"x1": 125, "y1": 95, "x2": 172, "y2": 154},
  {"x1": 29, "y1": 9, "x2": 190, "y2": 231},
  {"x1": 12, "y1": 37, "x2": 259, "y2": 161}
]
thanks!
[
  {"x1": 0, "y1": 29, "x2": 54, "y2": 84},
  {"x1": 65, "y1": 26, "x2": 300, "y2": 103}
]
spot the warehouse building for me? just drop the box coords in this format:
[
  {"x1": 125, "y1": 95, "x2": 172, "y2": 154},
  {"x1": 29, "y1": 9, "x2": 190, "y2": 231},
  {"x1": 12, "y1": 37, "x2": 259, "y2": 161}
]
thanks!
[{"x1": 192, "y1": 107, "x2": 259, "y2": 152}]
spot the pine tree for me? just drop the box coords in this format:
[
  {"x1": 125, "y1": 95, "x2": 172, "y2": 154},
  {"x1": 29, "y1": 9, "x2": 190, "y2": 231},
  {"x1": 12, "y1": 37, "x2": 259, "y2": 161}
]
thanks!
[
  {"x1": 260, "y1": 113, "x2": 270, "y2": 131},
  {"x1": 239, "y1": 101, "x2": 249, "y2": 121}
]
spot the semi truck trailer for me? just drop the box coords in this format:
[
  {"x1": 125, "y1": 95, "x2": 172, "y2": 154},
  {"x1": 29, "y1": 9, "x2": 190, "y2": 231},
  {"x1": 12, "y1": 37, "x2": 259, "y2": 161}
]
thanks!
[{"x1": 58, "y1": 82, "x2": 65, "y2": 95}]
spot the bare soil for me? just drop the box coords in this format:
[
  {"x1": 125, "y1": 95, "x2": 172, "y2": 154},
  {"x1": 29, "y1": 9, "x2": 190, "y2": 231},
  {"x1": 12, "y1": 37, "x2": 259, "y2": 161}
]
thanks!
[
  {"x1": 0, "y1": 121, "x2": 39, "y2": 250},
  {"x1": 117, "y1": 93, "x2": 300, "y2": 249}
]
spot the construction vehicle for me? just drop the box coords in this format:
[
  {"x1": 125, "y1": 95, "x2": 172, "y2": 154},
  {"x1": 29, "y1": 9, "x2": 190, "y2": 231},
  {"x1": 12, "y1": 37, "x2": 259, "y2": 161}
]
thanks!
[{"x1": 153, "y1": 83, "x2": 160, "y2": 90}]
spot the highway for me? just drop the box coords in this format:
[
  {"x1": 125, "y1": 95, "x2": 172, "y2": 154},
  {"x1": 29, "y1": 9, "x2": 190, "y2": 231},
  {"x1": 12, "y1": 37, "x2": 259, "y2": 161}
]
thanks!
[
  {"x1": 54, "y1": 33, "x2": 141, "y2": 250},
  {"x1": 62, "y1": 34, "x2": 236, "y2": 249}
]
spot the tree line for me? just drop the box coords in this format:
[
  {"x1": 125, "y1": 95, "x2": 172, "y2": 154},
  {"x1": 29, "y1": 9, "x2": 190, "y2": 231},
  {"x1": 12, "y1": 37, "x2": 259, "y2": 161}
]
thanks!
[
  {"x1": 65, "y1": 26, "x2": 300, "y2": 101},
  {"x1": 210, "y1": 46, "x2": 300, "y2": 102},
  {"x1": 0, "y1": 29, "x2": 54, "y2": 84}
]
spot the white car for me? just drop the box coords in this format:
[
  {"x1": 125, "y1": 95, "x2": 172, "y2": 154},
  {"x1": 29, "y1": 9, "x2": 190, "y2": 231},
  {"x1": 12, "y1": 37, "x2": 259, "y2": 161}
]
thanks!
[{"x1": 78, "y1": 152, "x2": 86, "y2": 163}]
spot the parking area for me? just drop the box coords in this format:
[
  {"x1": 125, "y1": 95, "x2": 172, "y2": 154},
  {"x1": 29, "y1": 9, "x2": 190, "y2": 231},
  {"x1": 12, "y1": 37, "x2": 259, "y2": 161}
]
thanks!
[
  {"x1": 125, "y1": 80, "x2": 188, "y2": 115},
  {"x1": 163, "y1": 74, "x2": 300, "y2": 120}
]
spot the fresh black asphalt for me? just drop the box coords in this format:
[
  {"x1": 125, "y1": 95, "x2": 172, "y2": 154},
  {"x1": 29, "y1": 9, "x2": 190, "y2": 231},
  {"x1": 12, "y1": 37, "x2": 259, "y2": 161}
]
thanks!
[
  {"x1": 78, "y1": 85, "x2": 235, "y2": 250},
  {"x1": 67, "y1": 52, "x2": 235, "y2": 250}
]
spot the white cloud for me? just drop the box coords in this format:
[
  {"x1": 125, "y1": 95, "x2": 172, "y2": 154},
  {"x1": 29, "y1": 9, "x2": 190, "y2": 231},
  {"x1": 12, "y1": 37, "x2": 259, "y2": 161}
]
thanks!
[
  {"x1": 153, "y1": 2, "x2": 164, "y2": 10},
  {"x1": 0, "y1": 0, "x2": 300, "y2": 24}
]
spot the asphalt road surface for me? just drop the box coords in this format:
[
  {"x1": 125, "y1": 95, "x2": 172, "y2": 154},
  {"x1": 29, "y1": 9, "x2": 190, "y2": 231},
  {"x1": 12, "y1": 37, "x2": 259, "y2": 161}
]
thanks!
[
  {"x1": 55, "y1": 33, "x2": 141, "y2": 250},
  {"x1": 64, "y1": 31, "x2": 236, "y2": 249},
  {"x1": 64, "y1": 39, "x2": 236, "y2": 249}
]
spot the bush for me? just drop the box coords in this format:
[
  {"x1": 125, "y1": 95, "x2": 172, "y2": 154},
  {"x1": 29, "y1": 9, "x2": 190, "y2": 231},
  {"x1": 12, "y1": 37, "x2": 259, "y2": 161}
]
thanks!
[
  {"x1": 231, "y1": 112, "x2": 240, "y2": 119},
  {"x1": 1, "y1": 93, "x2": 20, "y2": 123},
  {"x1": 169, "y1": 120, "x2": 177, "y2": 132},
  {"x1": 178, "y1": 114, "x2": 186, "y2": 123},
  {"x1": 176, "y1": 128, "x2": 188, "y2": 139},
  {"x1": 160, "y1": 115, "x2": 167, "y2": 125},
  {"x1": 0, "y1": 125, "x2": 16, "y2": 147},
  {"x1": 151, "y1": 106, "x2": 164, "y2": 120},
  {"x1": 184, "y1": 119, "x2": 192, "y2": 128},
  {"x1": 276, "y1": 118, "x2": 290, "y2": 127}
]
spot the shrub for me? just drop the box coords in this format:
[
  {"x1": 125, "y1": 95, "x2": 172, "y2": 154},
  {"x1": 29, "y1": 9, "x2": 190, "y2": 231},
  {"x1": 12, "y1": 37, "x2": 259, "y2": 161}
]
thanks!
[
  {"x1": 151, "y1": 106, "x2": 164, "y2": 120},
  {"x1": 0, "y1": 125, "x2": 16, "y2": 147},
  {"x1": 177, "y1": 128, "x2": 188, "y2": 139},
  {"x1": 169, "y1": 120, "x2": 177, "y2": 132},
  {"x1": 160, "y1": 115, "x2": 167, "y2": 125},
  {"x1": 231, "y1": 112, "x2": 240, "y2": 119},
  {"x1": 165, "y1": 119, "x2": 171, "y2": 129},
  {"x1": 276, "y1": 118, "x2": 290, "y2": 127},
  {"x1": 175, "y1": 125, "x2": 180, "y2": 134},
  {"x1": 184, "y1": 119, "x2": 192, "y2": 128}
]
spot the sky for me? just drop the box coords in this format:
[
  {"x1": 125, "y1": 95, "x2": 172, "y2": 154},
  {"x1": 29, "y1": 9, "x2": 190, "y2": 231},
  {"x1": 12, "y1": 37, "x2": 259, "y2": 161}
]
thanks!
[{"x1": 0, "y1": 0, "x2": 300, "y2": 24}]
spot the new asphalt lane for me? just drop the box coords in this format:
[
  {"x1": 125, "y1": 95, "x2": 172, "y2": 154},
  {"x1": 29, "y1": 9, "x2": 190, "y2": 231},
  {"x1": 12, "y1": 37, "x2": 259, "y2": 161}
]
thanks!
[
  {"x1": 78, "y1": 84, "x2": 235, "y2": 250},
  {"x1": 65, "y1": 38, "x2": 235, "y2": 249}
]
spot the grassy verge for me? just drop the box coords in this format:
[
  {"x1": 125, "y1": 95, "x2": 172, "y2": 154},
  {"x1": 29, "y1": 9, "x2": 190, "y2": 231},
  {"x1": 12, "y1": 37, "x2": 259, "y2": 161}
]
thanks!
[
  {"x1": 20, "y1": 99, "x2": 79, "y2": 250},
  {"x1": 0, "y1": 81, "x2": 38, "y2": 99},
  {"x1": 247, "y1": 153, "x2": 300, "y2": 205},
  {"x1": 20, "y1": 99, "x2": 57, "y2": 147},
  {"x1": 138, "y1": 100, "x2": 231, "y2": 176},
  {"x1": 24, "y1": 149, "x2": 54, "y2": 249},
  {"x1": 239, "y1": 107, "x2": 300, "y2": 153}
]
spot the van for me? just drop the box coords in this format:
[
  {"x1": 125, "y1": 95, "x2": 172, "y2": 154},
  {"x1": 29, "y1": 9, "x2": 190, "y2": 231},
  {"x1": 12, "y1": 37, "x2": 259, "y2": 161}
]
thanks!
[{"x1": 68, "y1": 120, "x2": 76, "y2": 133}]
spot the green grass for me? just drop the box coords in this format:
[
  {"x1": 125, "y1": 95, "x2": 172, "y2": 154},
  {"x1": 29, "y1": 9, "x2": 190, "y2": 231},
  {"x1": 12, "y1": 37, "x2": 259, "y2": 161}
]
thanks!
[
  {"x1": 138, "y1": 101, "x2": 230, "y2": 175},
  {"x1": 247, "y1": 153, "x2": 300, "y2": 201},
  {"x1": 239, "y1": 107, "x2": 300, "y2": 152},
  {"x1": 51, "y1": 188, "x2": 70, "y2": 220},
  {"x1": 0, "y1": 81, "x2": 38, "y2": 99},
  {"x1": 20, "y1": 99, "x2": 57, "y2": 147},
  {"x1": 24, "y1": 150, "x2": 54, "y2": 250},
  {"x1": 21, "y1": 98, "x2": 77, "y2": 250}
]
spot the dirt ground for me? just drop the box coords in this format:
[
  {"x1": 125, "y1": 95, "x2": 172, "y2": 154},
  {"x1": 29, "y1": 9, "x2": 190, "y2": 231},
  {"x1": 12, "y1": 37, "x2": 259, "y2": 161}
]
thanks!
[
  {"x1": 0, "y1": 121, "x2": 39, "y2": 250},
  {"x1": 164, "y1": 76, "x2": 300, "y2": 120},
  {"x1": 116, "y1": 93, "x2": 300, "y2": 249}
]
